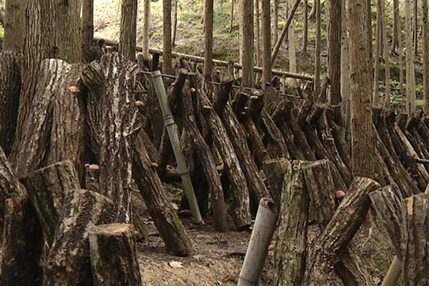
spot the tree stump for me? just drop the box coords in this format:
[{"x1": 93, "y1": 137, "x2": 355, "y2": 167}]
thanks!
[
  {"x1": 44, "y1": 189, "x2": 115, "y2": 286},
  {"x1": 88, "y1": 223, "x2": 143, "y2": 286},
  {"x1": 275, "y1": 160, "x2": 309, "y2": 286},
  {"x1": 0, "y1": 196, "x2": 43, "y2": 286},
  {"x1": 19, "y1": 161, "x2": 81, "y2": 245},
  {"x1": 81, "y1": 52, "x2": 141, "y2": 222},
  {"x1": 262, "y1": 158, "x2": 291, "y2": 208}
]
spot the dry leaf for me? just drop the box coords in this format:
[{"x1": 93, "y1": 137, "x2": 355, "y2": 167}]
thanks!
[{"x1": 169, "y1": 261, "x2": 183, "y2": 268}]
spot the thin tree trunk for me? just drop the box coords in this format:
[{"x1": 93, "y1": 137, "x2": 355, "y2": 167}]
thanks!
[
  {"x1": 314, "y1": 0, "x2": 321, "y2": 97},
  {"x1": 204, "y1": 0, "x2": 213, "y2": 76},
  {"x1": 172, "y1": 0, "x2": 178, "y2": 47},
  {"x1": 349, "y1": 0, "x2": 375, "y2": 178},
  {"x1": 262, "y1": 0, "x2": 271, "y2": 86},
  {"x1": 81, "y1": 0, "x2": 94, "y2": 51},
  {"x1": 240, "y1": 0, "x2": 254, "y2": 87},
  {"x1": 414, "y1": 0, "x2": 418, "y2": 57},
  {"x1": 303, "y1": 0, "x2": 308, "y2": 55},
  {"x1": 163, "y1": 0, "x2": 173, "y2": 74},
  {"x1": 341, "y1": 0, "x2": 350, "y2": 104},
  {"x1": 119, "y1": 0, "x2": 138, "y2": 61},
  {"x1": 274, "y1": 0, "x2": 279, "y2": 44},
  {"x1": 423, "y1": 0, "x2": 429, "y2": 113},
  {"x1": 3, "y1": 0, "x2": 25, "y2": 52},
  {"x1": 392, "y1": 0, "x2": 399, "y2": 53},
  {"x1": 255, "y1": 0, "x2": 261, "y2": 67},
  {"x1": 288, "y1": 0, "x2": 297, "y2": 87},
  {"x1": 328, "y1": 0, "x2": 341, "y2": 104},
  {"x1": 406, "y1": 0, "x2": 416, "y2": 114},
  {"x1": 373, "y1": 2, "x2": 382, "y2": 106},
  {"x1": 142, "y1": 0, "x2": 151, "y2": 59},
  {"x1": 381, "y1": 0, "x2": 390, "y2": 108}
]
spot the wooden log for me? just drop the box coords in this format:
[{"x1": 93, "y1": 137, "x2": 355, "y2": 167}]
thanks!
[
  {"x1": 306, "y1": 103, "x2": 329, "y2": 125},
  {"x1": 133, "y1": 131, "x2": 193, "y2": 255},
  {"x1": 232, "y1": 91, "x2": 249, "y2": 118},
  {"x1": 0, "y1": 196, "x2": 43, "y2": 286},
  {"x1": 13, "y1": 59, "x2": 85, "y2": 184},
  {"x1": 222, "y1": 104, "x2": 272, "y2": 212},
  {"x1": 88, "y1": 223, "x2": 143, "y2": 286},
  {"x1": 0, "y1": 52, "x2": 21, "y2": 157},
  {"x1": 199, "y1": 90, "x2": 251, "y2": 230},
  {"x1": 180, "y1": 75, "x2": 227, "y2": 232},
  {"x1": 369, "y1": 185, "x2": 403, "y2": 255},
  {"x1": 0, "y1": 146, "x2": 26, "y2": 229},
  {"x1": 213, "y1": 75, "x2": 234, "y2": 114},
  {"x1": 248, "y1": 89, "x2": 265, "y2": 124},
  {"x1": 263, "y1": 159, "x2": 291, "y2": 208},
  {"x1": 81, "y1": 52, "x2": 141, "y2": 222},
  {"x1": 303, "y1": 177, "x2": 380, "y2": 285},
  {"x1": 326, "y1": 108, "x2": 351, "y2": 171},
  {"x1": 19, "y1": 161, "x2": 80, "y2": 245},
  {"x1": 401, "y1": 193, "x2": 429, "y2": 286},
  {"x1": 274, "y1": 161, "x2": 309, "y2": 286},
  {"x1": 44, "y1": 189, "x2": 115, "y2": 286},
  {"x1": 260, "y1": 109, "x2": 290, "y2": 160},
  {"x1": 242, "y1": 115, "x2": 270, "y2": 169},
  {"x1": 302, "y1": 123, "x2": 330, "y2": 160},
  {"x1": 296, "y1": 99, "x2": 314, "y2": 128}
]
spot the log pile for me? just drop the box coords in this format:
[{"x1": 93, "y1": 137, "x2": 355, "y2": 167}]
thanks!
[{"x1": 2, "y1": 49, "x2": 429, "y2": 284}]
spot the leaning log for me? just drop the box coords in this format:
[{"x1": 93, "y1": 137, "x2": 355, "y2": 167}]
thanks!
[
  {"x1": 303, "y1": 177, "x2": 380, "y2": 285},
  {"x1": 260, "y1": 109, "x2": 290, "y2": 160},
  {"x1": 0, "y1": 52, "x2": 21, "y2": 157},
  {"x1": 133, "y1": 130, "x2": 192, "y2": 256},
  {"x1": 401, "y1": 193, "x2": 429, "y2": 286},
  {"x1": 13, "y1": 59, "x2": 85, "y2": 184},
  {"x1": 0, "y1": 196, "x2": 43, "y2": 286},
  {"x1": 263, "y1": 158, "x2": 291, "y2": 208},
  {"x1": 274, "y1": 160, "x2": 309, "y2": 286},
  {"x1": 44, "y1": 189, "x2": 115, "y2": 286},
  {"x1": 19, "y1": 160, "x2": 81, "y2": 245},
  {"x1": 199, "y1": 89, "x2": 251, "y2": 230},
  {"x1": 88, "y1": 223, "x2": 143, "y2": 286},
  {"x1": 81, "y1": 52, "x2": 141, "y2": 222}
]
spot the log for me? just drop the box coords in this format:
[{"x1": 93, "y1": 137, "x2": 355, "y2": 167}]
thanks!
[
  {"x1": 222, "y1": 104, "x2": 272, "y2": 212},
  {"x1": 213, "y1": 75, "x2": 234, "y2": 114},
  {"x1": 133, "y1": 131, "x2": 192, "y2": 256},
  {"x1": 0, "y1": 52, "x2": 21, "y2": 157},
  {"x1": 13, "y1": 59, "x2": 85, "y2": 184},
  {"x1": 44, "y1": 189, "x2": 115, "y2": 286},
  {"x1": 0, "y1": 196, "x2": 43, "y2": 286},
  {"x1": 88, "y1": 223, "x2": 143, "y2": 286},
  {"x1": 81, "y1": 52, "x2": 141, "y2": 222},
  {"x1": 369, "y1": 185, "x2": 403, "y2": 256},
  {"x1": 242, "y1": 115, "x2": 270, "y2": 169},
  {"x1": 274, "y1": 161, "x2": 309, "y2": 286},
  {"x1": 0, "y1": 146, "x2": 26, "y2": 229},
  {"x1": 248, "y1": 89, "x2": 265, "y2": 124},
  {"x1": 263, "y1": 159, "x2": 291, "y2": 208},
  {"x1": 199, "y1": 90, "x2": 251, "y2": 230},
  {"x1": 19, "y1": 160, "x2": 81, "y2": 245},
  {"x1": 181, "y1": 74, "x2": 227, "y2": 232},
  {"x1": 260, "y1": 109, "x2": 290, "y2": 160},
  {"x1": 303, "y1": 177, "x2": 380, "y2": 285},
  {"x1": 401, "y1": 193, "x2": 429, "y2": 286}
]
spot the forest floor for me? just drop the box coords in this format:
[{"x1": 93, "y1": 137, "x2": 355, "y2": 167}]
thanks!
[{"x1": 95, "y1": 1, "x2": 397, "y2": 285}]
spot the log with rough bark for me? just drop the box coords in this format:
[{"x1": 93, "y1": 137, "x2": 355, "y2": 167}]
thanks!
[
  {"x1": 263, "y1": 158, "x2": 291, "y2": 208},
  {"x1": 260, "y1": 109, "x2": 290, "y2": 160},
  {"x1": 0, "y1": 146, "x2": 26, "y2": 226},
  {"x1": 180, "y1": 74, "x2": 227, "y2": 232},
  {"x1": 44, "y1": 189, "x2": 115, "y2": 286},
  {"x1": 13, "y1": 59, "x2": 86, "y2": 184},
  {"x1": 222, "y1": 104, "x2": 272, "y2": 212},
  {"x1": 274, "y1": 160, "x2": 309, "y2": 286},
  {"x1": 199, "y1": 89, "x2": 251, "y2": 230},
  {"x1": 303, "y1": 160, "x2": 373, "y2": 285},
  {"x1": 133, "y1": 130, "x2": 192, "y2": 256},
  {"x1": 369, "y1": 184, "x2": 403, "y2": 255},
  {"x1": 88, "y1": 223, "x2": 143, "y2": 286},
  {"x1": 81, "y1": 52, "x2": 141, "y2": 222},
  {"x1": 0, "y1": 196, "x2": 43, "y2": 286},
  {"x1": 19, "y1": 160, "x2": 81, "y2": 245},
  {"x1": 303, "y1": 177, "x2": 380, "y2": 285},
  {"x1": 0, "y1": 52, "x2": 21, "y2": 157},
  {"x1": 401, "y1": 193, "x2": 429, "y2": 286}
]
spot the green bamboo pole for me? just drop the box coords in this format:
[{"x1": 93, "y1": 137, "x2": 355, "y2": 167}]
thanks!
[{"x1": 151, "y1": 71, "x2": 203, "y2": 224}]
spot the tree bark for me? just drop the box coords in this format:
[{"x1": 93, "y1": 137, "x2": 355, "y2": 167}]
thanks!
[
  {"x1": 274, "y1": 160, "x2": 309, "y2": 286},
  {"x1": 119, "y1": 0, "x2": 138, "y2": 61},
  {"x1": 349, "y1": 0, "x2": 374, "y2": 178},
  {"x1": 13, "y1": 59, "x2": 85, "y2": 184},
  {"x1": 263, "y1": 158, "x2": 291, "y2": 208},
  {"x1": 88, "y1": 223, "x2": 143, "y2": 286},
  {"x1": 204, "y1": 0, "x2": 213, "y2": 76},
  {"x1": 81, "y1": 0, "x2": 94, "y2": 54},
  {"x1": 133, "y1": 130, "x2": 192, "y2": 256},
  {"x1": 44, "y1": 189, "x2": 115, "y2": 286},
  {"x1": 261, "y1": 0, "x2": 271, "y2": 86},
  {"x1": 2, "y1": 0, "x2": 25, "y2": 52},
  {"x1": 0, "y1": 52, "x2": 21, "y2": 157},
  {"x1": 142, "y1": 0, "x2": 151, "y2": 59},
  {"x1": 199, "y1": 91, "x2": 251, "y2": 230},
  {"x1": 0, "y1": 196, "x2": 43, "y2": 286},
  {"x1": 163, "y1": 0, "x2": 173, "y2": 74},
  {"x1": 423, "y1": 0, "x2": 429, "y2": 113},
  {"x1": 19, "y1": 160, "x2": 80, "y2": 245},
  {"x1": 81, "y1": 53, "x2": 141, "y2": 222},
  {"x1": 239, "y1": 0, "x2": 254, "y2": 87}
]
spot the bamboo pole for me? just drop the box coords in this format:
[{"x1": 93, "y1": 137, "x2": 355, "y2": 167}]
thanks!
[{"x1": 151, "y1": 70, "x2": 203, "y2": 224}]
